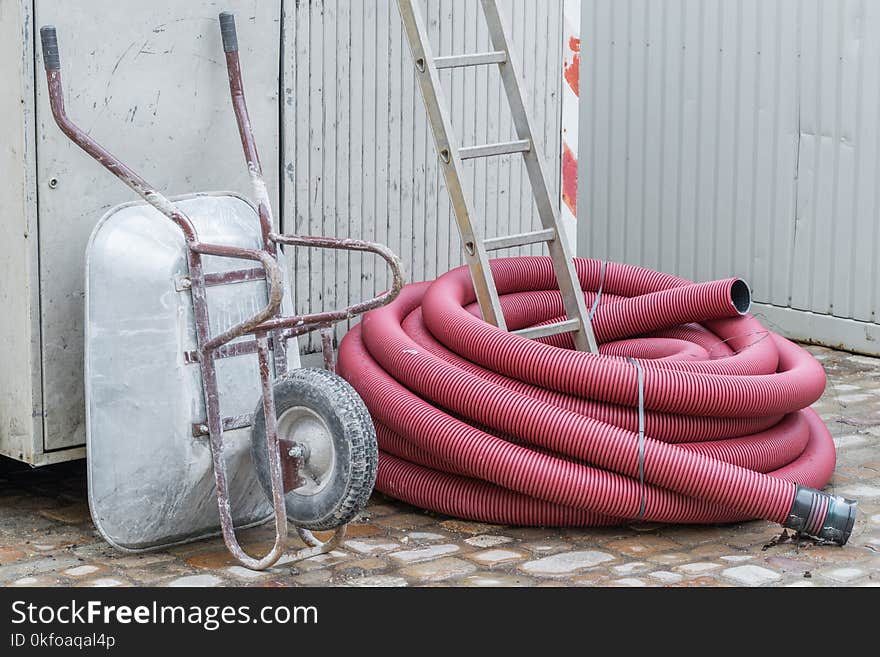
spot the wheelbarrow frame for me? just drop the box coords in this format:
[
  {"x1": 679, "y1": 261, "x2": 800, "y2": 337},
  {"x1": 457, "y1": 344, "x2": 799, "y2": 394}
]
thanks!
[{"x1": 39, "y1": 15, "x2": 404, "y2": 570}]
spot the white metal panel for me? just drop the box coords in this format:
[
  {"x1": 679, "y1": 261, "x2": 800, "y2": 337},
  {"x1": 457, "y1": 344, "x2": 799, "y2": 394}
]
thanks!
[
  {"x1": 281, "y1": 0, "x2": 565, "y2": 352},
  {"x1": 33, "y1": 0, "x2": 282, "y2": 450},
  {"x1": 578, "y1": 0, "x2": 880, "y2": 353},
  {"x1": 0, "y1": 0, "x2": 48, "y2": 464}
]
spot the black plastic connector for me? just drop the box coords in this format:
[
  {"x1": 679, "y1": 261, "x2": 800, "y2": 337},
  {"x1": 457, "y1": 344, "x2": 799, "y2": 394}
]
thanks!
[
  {"x1": 40, "y1": 25, "x2": 60, "y2": 71},
  {"x1": 219, "y1": 12, "x2": 238, "y2": 53},
  {"x1": 783, "y1": 485, "x2": 857, "y2": 545}
]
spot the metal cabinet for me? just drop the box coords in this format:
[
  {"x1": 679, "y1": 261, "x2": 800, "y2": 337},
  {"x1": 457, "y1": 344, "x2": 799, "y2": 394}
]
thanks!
[
  {"x1": 1, "y1": 0, "x2": 568, "y2": 466},
  {"x1": 0, "y1": 0, "x2": 281, "y2": 464}
]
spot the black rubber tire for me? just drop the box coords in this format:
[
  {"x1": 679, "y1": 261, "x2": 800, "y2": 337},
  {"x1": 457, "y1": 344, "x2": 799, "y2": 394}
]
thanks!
[{"x1": 251, "y1": 368, "x2": 378, "y2": 531}]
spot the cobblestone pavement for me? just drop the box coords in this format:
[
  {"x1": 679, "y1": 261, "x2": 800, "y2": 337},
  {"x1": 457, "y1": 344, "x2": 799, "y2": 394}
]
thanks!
[{"x1": 1, "y1": 345, "x2": 878, "y2": 587}]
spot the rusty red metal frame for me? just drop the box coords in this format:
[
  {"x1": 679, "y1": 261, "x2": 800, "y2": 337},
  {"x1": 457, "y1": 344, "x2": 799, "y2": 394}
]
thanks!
[{"x1": 40, "y1": 17, "x2": 404, "y2": 570}]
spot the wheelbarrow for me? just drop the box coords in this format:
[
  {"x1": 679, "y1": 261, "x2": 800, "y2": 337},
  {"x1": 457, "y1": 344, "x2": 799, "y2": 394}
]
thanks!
[{"x1": 38, "y1": 13, "x2": 404, "y2": 570}]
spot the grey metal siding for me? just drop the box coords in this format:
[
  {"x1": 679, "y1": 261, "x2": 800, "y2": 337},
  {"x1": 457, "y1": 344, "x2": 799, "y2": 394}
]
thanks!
[
  {"x1": 282, "y1": 0, "x2": 565, "y2": 351},
  {"x1": 578, "y1": 0, "x2": 880, "y2": 352}
]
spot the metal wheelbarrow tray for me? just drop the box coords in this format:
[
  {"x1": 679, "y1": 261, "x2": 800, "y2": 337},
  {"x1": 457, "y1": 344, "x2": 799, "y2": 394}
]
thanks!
[{"x1": 39, "y1": 13, "x2": 404, "y2": 570}]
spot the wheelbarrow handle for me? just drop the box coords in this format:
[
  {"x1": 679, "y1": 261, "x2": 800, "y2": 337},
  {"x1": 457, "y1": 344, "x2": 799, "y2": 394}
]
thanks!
[
  {"x1": 219, "y1": 11, "x2": 239, "y2": 53},
  {"x1": 190, "y1": 243, "x2": 285, "y2": 353},
  {"x1": 218, "y1": 11, "x2": 274, "y2": 251},
  {"x1": 40, "y1": 25, "x2": 61, "y2": 70},
  {"x1": 245, "y1": 234, "x2": 406, "y2": 335}
]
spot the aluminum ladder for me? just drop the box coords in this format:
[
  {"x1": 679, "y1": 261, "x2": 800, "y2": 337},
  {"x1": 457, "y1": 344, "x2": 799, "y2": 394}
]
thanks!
[{"x1": 396, "y1": 0, "x2": 598, "y2": 353}]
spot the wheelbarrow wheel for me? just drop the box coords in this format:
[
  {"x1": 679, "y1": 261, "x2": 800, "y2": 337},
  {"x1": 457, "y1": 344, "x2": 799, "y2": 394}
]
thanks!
[{"x1": 250, "y1": 368, "x2": 378, "y2": 531}]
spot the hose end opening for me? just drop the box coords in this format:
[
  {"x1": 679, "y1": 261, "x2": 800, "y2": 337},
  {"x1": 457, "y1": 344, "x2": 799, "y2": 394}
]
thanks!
[
  {"x1": 783, "y1": 485, "x2": 857, "y2": 546},
  {"x1": 730, "y1": 278, "x2": 752, "y2": 315}
]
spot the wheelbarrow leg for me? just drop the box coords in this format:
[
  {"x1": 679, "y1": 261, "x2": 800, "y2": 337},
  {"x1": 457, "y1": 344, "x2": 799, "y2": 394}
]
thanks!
[
  {"x1": 216, "y1": 12, "x2": 358, "y2": 565},
  {"x1": 202, "y1": 336, "x2": 288, "y2": 570},
  {"x1": 320, "y1": 327, "x2": 336, "y2": 373}
]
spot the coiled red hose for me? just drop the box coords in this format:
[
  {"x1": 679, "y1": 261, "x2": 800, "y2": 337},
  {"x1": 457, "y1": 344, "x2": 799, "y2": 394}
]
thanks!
[{"x1": 337, "y1": 257, "x2": 856, "y2": 542}]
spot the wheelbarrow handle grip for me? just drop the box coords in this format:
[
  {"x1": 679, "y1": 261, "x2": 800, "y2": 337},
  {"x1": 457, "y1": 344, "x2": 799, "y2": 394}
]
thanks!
[
  {"x1": 40, "y1": 25, "x2": 60, "y2": 71},
  {"x1": 219, "y1": 12, "x2": 238, "y2": 53}
]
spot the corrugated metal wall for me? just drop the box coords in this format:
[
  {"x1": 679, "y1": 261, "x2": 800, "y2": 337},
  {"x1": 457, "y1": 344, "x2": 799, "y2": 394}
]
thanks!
[
  {"x1": 282, "y1": 0, "x2": 565, "y2": 351},
  {"x1": 578, "y1": 0, "x2": 880, "y2": 353}
]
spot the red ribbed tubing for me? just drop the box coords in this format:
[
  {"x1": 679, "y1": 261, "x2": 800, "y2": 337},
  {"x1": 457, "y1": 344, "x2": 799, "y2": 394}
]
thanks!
[{"x1": 337, "y1": 257, "x2": 836, "y2": 528}]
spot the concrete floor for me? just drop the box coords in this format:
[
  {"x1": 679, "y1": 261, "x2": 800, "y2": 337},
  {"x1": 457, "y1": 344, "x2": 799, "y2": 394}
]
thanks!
[{"x1": 1, "y1": 344, "x2": 878, "y2": 587}]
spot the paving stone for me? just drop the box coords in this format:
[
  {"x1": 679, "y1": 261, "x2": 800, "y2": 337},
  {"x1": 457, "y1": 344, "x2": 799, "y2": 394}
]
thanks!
[
  {"x1": 649, "y1": 552, "x2": 692, "y2": 566},
  {"x1": 837, "y1": 394, "x2": 872, "y2": 404},
  {"x1": 721, "y1": 565, "x2": 782, "y2": 586},
  {"x1": 648, "y1": 570, "x2": 683, "y2": 584},
  {"x1": 10, "y1": 575, "x2": 60, "y2": 586},
  {"x1": 521, "y1": 540, "x2": 573, "y2": 555},
  {"x1": 676, "y1": 562, "x2": 721, "y2": 575},
  {"x1": 464, "y1": 535, "x2": 513, "y2": 548},
  {"x1": 341, "y1": 523, "x2": 383, "y2": 538},
  {"x1": 347, "y1": 575, "x2": 408, "y2": 587},
  {"x1": 0, "y1": 555, "x2": 82, "y2": 580},
  {"x1": 467, "y1": 549, "x2": 525, "y2": 566},
  {"x1": 405, "y1": 532, "x2": 447, "y2": 542},
  {"x1": 167, "y1": 574, "x2": 223, "y2": 587},
  {"x1": 611, "y1": 577, "x2": 647, "y2": 587},
  {"x1": 822, "y1": 567, "x2": 866, "y2": 583},
  {"x1": 0, "y1": 546, "x2": 27, "y2": 563},
  {"x1": 377, "y1": 513, "x2": 436, "y2": 529},
  {"x1": 570, "y1": 571, "x2": 607, "y2": 586},
  {"x1": 185, "y1": 550, "x2": 237, "y2": 570},
  {"x1": 520, "y1": 550, "x2": 615, "y2": 576},
  {"x1": 400, "y1": 557, "x2": 477, "y2": 582},
  {"x1": 440, "y1": 520, "x2": 502, "y2": 535},
  {"x1": 227, "y1": 566, "x2": 270, "y2": 579},
  {"x1": 307, "y1": 550, "x2": 349, "y2": 566},
  {"x1": 63, "y1": 565, "x2": 102, "y2": 577},
  {"x1": 612, "y1": 561, "x2": 651, "y2": 575},
  {"x1": 834, "y1": 435, "x2": 869, "y2": 449},
  {"x1": 390, "y1": 544, "x2": 460, "y2": 564},
  {"x1": 112, "y1": 554, "x2": 177, "y2": 568},
  {"x1": 344, "y1": 538, "x2": 401, "y2": 555},
  {"x1": 460, "y1": 573, "x2": 535, "y2": 587},
  {"x1": 671, "y1": 575, "x2": 727, "y2": 587},
  {"x1": 84, "y1": 578, "x2": 127, "y2": 587},
  {"x1": 839, "y1": 484, "x2": 880, "y2": 498},
  {"x1": 290, "y1": 569, "x2": 333, "y2": 586},
  {"x1": 604, "y1": 535, "x2": 681, "y2": 556},
  {"x1": 334, "y1": 557, "x2": 388, "y2": 573},
  {"x1": 126, "y1": 566, "x2": 193, "y2": 585}
]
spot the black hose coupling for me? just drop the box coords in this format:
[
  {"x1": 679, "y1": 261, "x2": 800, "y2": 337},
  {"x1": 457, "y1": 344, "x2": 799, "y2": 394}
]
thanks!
[
  {"x1": 219, "y1": 12, "x2": 238, "y2": 53},
  {"x1": 783, "y1": 485, "x2": 857, "y2": 545},
  {"x1": 40, "y1": 25, "x2": 60, "y2": 71}
]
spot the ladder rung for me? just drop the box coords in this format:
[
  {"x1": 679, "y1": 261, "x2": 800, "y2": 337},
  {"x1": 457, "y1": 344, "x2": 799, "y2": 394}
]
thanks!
[
  {"x1": 434, "y1": 51, "x2": 507, "y2": 69},
  {"x1": 513, "y1": 319, "x2": 581, "y2": 341},
  {"x1": 459, "y1": 139, "x2": 530, "y2": 160},
  {"x1": 484, "y1": 228, "x2": 556, "y2": 252}
]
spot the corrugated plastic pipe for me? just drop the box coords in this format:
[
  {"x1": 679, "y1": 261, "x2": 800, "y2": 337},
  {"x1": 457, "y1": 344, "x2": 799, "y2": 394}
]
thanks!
[{"x1": 338, "y1": 257, "x2": 857, "y2": 544}]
